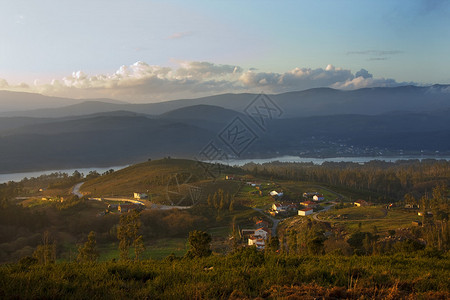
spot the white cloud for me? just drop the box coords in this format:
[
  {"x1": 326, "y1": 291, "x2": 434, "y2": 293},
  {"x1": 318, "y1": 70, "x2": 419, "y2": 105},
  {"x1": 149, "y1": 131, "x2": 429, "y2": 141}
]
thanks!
[
  {"x1": 239, "y1": 65, "x2": 355, "y2": 92},
  {"x1": 0, "y1": 61, "x2": 412, "y2": 102},
  {"x1": 331, "y1": 76, "x2": 404, "y2": 90}
]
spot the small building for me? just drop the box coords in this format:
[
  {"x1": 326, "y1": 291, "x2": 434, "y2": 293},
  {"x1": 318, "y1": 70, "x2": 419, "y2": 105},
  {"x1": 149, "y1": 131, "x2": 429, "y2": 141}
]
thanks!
[
  {"x1": 118, "y1": 203, "x2": 143, "y2": 213},
  {"x1": 300, "y1": 200, "x2": 317, "y2": 208},
  {"x1": 254, "y1": 227, "x2": 270, "y2": 240},
  {"x1": 241, "y1": 229, "x2": 256, "y2": 237},
  {"x1": 412, "y1": 220, "x2": 422, "y2": 227},
  {"x1": 134, "y1": 192, "x2": 148, "y2": 199},
  {"x1": 354, "y1": 200, "x2": 368, "y2": 207},
  {"x1": 298, "y1": 208, "x2": 313, "y2": 216},
  {"x1": 256, "y1": 220, "x2": 269, "y2": 229},
  {"x1": 418, "y1": 211, "x2": 433, "y2": 216},
  {"x1": 248, "y1": 236, "x2": 266, "y2": 249},
  {"x1": 405, "y1": 204, "x2": 419, "y2": 209},
  {"x1": 313, "y1": 194, "x2": 325, "y2": 201},
  {"x1": 272, "y1": 203, "x2": 287, "y2": 211}
]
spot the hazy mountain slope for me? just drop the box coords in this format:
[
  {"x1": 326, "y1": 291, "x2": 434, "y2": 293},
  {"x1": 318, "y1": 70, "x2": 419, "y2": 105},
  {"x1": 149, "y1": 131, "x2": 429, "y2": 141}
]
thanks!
[
  {"x1": 0, "y1": 90, "x2": 126, "y2": 113},
  {"x1": 2, "y1": 101, "x2": 450, "y2": 173},
  {"x1": 271, "y1": 85, "x2": 450, "y2": 117},
  {"x1": 260, "y1": 110, "x2": 450, "y2": 153},
  {"x1": 0, "y1": 120, "x2": 215, "y2": 173},
  {"x1": 159, "y1": 104, "x2": 242, "y2": 122},
  {"x1": 4, "y1": 85, "x2": 449, "y2": 119},
  {"x1": 0, "y1": 117, "x2": 56, "y2": 131},
  {"x1": 0, "y1": 110, "x2": 148, "y2": 133}
]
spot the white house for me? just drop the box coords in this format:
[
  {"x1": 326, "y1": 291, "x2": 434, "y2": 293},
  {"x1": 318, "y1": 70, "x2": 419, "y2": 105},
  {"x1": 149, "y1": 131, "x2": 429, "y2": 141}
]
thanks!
[
  {"x1": 272, "y1": 203, "x2": 288, "y2": 212},
  {"x1": 298, "y1": 208, "x2": 313, "y2": 216},
  {"x1": 134, "y1": 192, "x2": 148, "y2": 199},
  {"x1": 313, "y1": 194, "x2": 325, "y2": 201},
  {"x1": 254, "y1": 227, "x2": 270, "y2": 239},
  {"x1": 248, "y1": 236, "x2": 266, "y2": 249}
]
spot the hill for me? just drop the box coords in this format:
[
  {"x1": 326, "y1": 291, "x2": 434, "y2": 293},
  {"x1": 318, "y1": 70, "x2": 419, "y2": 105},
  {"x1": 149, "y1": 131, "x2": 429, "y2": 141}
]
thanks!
[{"x1": 80, "y1": 158, "x2": 243, "y2": 205}]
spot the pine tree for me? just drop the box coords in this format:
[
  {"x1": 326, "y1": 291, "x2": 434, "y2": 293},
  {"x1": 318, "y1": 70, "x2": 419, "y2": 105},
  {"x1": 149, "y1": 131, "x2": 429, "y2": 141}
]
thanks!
[
  {"x1": 186, "y1": 230, "x2": 212, "y2": 258},
  {"x1": 77, "y1": 231, "x2": 99, "y2": 263},
  {"x1": 33, "y1": 231, "x2": 56, "y2": 265},
  {"x1": 117, "y1": 211, "x2": 144, "y2": 261},
  {"x1": 134, "y1": 235, "x2": 145, "y2": 261}
]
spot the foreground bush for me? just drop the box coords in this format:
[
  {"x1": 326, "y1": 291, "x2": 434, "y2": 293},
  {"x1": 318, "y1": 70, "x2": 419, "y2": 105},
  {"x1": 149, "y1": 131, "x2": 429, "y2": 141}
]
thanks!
[{"x1": 0, "y1": 252, "x2": 449, "y2": 299}]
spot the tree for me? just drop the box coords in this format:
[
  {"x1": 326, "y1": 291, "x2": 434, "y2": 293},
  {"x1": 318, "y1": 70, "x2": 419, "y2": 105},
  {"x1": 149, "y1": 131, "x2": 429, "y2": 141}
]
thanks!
[
  {"x1": 134, "y1": 235, "x2": 145, "y2": 261},
  {"x1": 77, "y1": 231, "x2": 99, "y2": 263},
  {"x1": 186, "y1": 230, "x2": 212, "y2": 258},
  {"x1": 117, "y1": 211, "x2": 144, "y2": 261},
  {"x1": 33, "y1": 231, "x2": 56, "y2": 265},
  {"x1": 230, "y1": 216, "x2": 240, "y2": 250}
]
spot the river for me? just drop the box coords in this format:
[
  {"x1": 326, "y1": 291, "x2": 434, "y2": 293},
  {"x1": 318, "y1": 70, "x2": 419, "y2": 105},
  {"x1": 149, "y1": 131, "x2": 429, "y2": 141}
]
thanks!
[
  {"x1": 0, "y1": 165, "x2": 128, "y2": 184},
  {"x1": 1, "y1": 155, "x2": 450, "y2": 183},
  {"x1": 214, "y1": 155, "x2": 450, "y2": 166}
]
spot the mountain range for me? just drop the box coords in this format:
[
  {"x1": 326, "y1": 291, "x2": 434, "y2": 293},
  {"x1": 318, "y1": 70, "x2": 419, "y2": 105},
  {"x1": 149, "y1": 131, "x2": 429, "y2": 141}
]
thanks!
[
  {"x1": 1, "y1": 85, "x2": 449, "y2": 118},
  {"x1": 0, "y1": 85, "x2": 449, "y2": 173}
]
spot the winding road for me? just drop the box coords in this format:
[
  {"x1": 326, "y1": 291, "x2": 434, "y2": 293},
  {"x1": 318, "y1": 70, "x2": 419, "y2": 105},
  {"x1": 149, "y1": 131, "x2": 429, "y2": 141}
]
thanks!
[
  {"x1": 312, "y1": 202, "x2": 336, "y2": 222},
  {"x1": 71, "y1": 182, "x2": 191, "y2": 210},
  {"x1": 72, "y1": 182, "x2": 84, "y2": 198}
]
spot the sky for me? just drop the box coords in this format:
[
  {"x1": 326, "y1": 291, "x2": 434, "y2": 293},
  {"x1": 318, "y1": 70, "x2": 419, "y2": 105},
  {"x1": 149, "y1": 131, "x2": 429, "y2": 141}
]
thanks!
[{"x1": 0, "y1": 0, "x2": 449, "y2": 102}]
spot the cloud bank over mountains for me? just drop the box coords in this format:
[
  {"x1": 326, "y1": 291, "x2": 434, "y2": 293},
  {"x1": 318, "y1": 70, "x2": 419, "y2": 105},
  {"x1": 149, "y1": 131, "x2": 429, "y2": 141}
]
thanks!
[{"x1": 0, "y1": 61, "x2": 413, "y2": 102}]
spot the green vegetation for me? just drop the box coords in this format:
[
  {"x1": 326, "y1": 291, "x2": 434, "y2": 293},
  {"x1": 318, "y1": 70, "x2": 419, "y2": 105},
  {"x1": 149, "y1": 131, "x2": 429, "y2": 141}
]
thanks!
[
  {"x1": 0, "y1": 158, "x2": 449, "y2": 298},
  {"x1": 77, "y1": 231, "x2": 99, "y2": 263},
  {"x1": 1, "y1": 252, "x2": 448, "y2": 299},
  {"x1": 80, "y1": 158, "x2": 242, "y2": 202}
]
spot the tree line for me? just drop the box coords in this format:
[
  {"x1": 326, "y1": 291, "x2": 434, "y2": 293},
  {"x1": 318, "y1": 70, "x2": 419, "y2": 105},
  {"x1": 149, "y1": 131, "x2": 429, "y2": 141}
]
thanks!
[{"x1": 244, "y1": 159, "x2": 450, "y2": 201}]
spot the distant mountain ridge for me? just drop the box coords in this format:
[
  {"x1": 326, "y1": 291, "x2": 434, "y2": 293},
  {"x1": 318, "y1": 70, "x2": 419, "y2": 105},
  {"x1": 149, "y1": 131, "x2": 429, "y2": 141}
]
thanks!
[
  {"x1": 2, "y1": 85, "x2": 449, "y2": 118},
  {"x1": 0, "y1": 90, "x2": 126, "y2": 113}
]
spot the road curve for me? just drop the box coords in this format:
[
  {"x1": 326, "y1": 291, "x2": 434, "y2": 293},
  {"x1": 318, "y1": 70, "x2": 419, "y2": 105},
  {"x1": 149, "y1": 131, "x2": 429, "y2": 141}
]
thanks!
[
  {"x1": 72, "y1": 182, "x2": 84, "y2": 198},
  {"x1": 312, "y1": 202, "x2": 336, "y2": 222}
]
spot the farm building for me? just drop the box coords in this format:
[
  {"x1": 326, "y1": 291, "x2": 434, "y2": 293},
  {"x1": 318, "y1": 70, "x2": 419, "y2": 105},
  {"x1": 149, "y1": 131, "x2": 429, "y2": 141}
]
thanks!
[{"x1": 298, "y1": 208, "x2": 313, "y2": 216}]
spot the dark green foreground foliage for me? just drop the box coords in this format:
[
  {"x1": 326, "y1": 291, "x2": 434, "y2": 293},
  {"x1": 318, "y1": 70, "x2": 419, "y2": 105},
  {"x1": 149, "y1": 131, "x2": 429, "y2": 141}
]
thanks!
[{"x1": 1, "y1": 250, "x2": 449, "y2": 299}]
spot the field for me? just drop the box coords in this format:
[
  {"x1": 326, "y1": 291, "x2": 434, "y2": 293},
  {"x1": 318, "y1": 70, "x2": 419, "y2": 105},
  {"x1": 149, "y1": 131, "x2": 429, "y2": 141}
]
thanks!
[
  {"x1": 320, "y1": 205, "x2": 420, "y2": 233},
  {"x1": 1, "y1": 253, "x2": 448, "y2": 299}
]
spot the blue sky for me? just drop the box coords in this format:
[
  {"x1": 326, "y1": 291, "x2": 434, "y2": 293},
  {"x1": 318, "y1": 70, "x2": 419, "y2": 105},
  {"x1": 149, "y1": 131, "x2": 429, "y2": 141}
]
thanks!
[{"x1": 0, "y1": 0, "x2": 449, "y2": 101}]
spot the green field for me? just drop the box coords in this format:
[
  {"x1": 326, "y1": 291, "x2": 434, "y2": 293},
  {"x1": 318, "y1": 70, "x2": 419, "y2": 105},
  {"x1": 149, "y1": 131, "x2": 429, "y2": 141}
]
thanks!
[{"x1": 321, "y1": 205, "x2": 420, "y2": 233}]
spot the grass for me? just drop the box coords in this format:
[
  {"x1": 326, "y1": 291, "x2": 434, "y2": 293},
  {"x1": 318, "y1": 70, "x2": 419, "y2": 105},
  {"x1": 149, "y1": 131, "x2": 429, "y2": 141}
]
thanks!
[
  {"x1": 20, "y1": 198, "x2": 52, "y2": 208},
  {"x1": 80, "y1": 159, "x2": 241, "y2": 199},
  {"x1": 320, "y1": 205, "x2": 420, "y2": 233},
  {"x1": 97, "y1": 238, "x2": 188, "y2": 261},
  {"x1": 144, "y1": 238, "x2": 187, "y2": 259},
  {"x1": 235, "y1": 184, "x2": 273, "y2": 208},
  {"x1": 282, "y1": 181, "x2": 342, "y2": 201}
]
